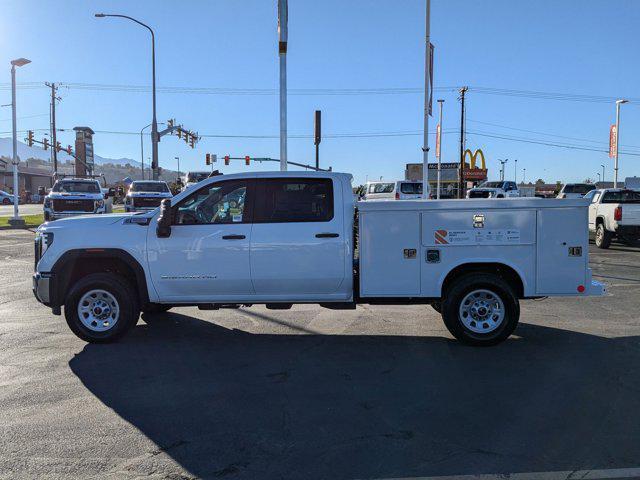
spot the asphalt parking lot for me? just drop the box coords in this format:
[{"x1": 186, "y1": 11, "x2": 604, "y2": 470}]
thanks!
[{"x1": 1, "y1": 229, "x2": 639, "y2": 480}]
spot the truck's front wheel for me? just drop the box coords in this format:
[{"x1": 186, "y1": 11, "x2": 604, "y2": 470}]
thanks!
[
  {"x1": 595, "y1": 223, "x2": 612, "y2": 249},
  {"x1": 64, "y1": 273, "x2": 140, "y2": 343},
  {"x1": 441, "y1": 273, "x2": 519, "y2": 346}
]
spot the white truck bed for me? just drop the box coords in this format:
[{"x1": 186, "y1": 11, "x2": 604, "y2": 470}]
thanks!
[{"x1": 357, "y1": 198, "x2": 604, "y2": 298}]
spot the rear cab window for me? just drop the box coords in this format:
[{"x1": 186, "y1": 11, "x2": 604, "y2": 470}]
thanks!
[
  {"x1": 601, "y1": 190, "x2": 640, "y2": 204},
  {"x1": 400, "y1": 182, "x2": 423, "y2": 194},
  {"x1": 563, "y1": 184, "x2": 595, "y2": 194},
  {"x1": 254, "y1": 178, "x2": 333, "y2": 223},
  {"x1": 368, "y1": 183, "x2": 395, "y2": 194}
]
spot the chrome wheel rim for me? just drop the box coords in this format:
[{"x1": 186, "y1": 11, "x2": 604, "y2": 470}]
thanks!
[
  {"x1": 77, "y1": 289, "x2": 120, "y2": 332},
  {"x1": 459, "y1": 289, "x2": 505, "y2": 334},
  {"x1": 596, "y1": 227, "x2": 603, "y2": 244}
]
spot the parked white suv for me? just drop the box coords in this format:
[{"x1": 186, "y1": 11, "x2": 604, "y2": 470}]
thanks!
[
  {"x1": 466, "y1": 181, "x2": 519, "y2": 199},
  {"x1": 586, "y1": 188, "x2": 640, "y2": 248},
  {"x1": 363, "y1": 180, "x2": 427, "y2": 200},
  {"x1": 44, "y1": 178, "x2": 113, "y2": 221},
  {"x1": 33, "y1": 171, "x2": 604, "y2": 346},
  {"x1": 124, "y1": 181, "x2": 173, "y2": 213},
  {"x1": 557, "y1": 183, "x2": 596, "y2": 199}
]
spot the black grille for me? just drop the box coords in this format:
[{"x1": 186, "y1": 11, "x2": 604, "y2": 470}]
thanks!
[
  {"x1": 52, "y1": 199, "x2": 95, "y2": 212},
  {"x1": 133, "y1": 197, "x2": 163, "y2": 208},
  {"x1": 34, "y1": 237, "x2": 42, "y2": 270},
  {"x1": 468, "y1": 191, "x2": 491, "y2": 199}
]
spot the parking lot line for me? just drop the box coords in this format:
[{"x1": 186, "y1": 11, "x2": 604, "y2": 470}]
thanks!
[{"x1": 379, "y1": 466, "x2": 640, "y2": 480}]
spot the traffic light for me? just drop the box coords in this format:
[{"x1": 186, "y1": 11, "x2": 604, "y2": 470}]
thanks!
[
  {"x1": 26, "y1": 130, "x2": 34, "y2": 146},
  {"x1": 43, "y1": 138, "x2": 49, "y2": 150},
  {"x1": 189, "y1": 135, "x2": 195, "y2": 148},
  {"x1": 206, "y1": 153, "x2": 211, "y2": 165},
  {"x1": 245, "y1": 156, "x2": 250, "y2": 166},
  {"x1": 224, "y1": 155, "x2": 230, "y2": 166},
  {"x1": 56, "y1": 141, "x2": 62, "y2": 152},
  {"x1": 66, "y1": 145, "x2": 72, "y2": 155},
  {"x1": 167, "y1": 118, "x2": 174, "y2": 129},
  {"x1": 177, "y1": 128, "x2": 182, "y2": 139}
]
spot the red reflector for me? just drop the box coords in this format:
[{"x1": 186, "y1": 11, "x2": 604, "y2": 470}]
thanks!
[
  {"x1": 395, "y1": 192, "x2": 400, "y2": 200},
  {"x1": 577, "y1": 285, "x2": 585, "y2": 293}
]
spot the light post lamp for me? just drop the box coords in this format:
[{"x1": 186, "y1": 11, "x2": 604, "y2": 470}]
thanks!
[
  {"x1": 96, "y1": 13, "x2": 159, "y2": 180},
  {"x1": 614, "y1": 99, "x2": 628, "y2": 188},
  {"x1": 514, "y1": 159, "x2": 518, "y2": 183},
  {"x1": 523, "y1": 168, "x2": 526, "y2": 184},
  {"x1": 597, "y1": 172, "x2": 601, "y2": 184},
  {"x1": 498, "y1": 159, "x2": 508, "y2": 181},
  {"x1": 9, "y1": 58, "x2": 31, "y2": 227}
]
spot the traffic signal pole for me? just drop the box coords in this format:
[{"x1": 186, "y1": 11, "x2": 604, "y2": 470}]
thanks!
[
  {"x1": 278, "y1": 0, "x2": 288, "y2": 171},
  {"x1": 46, "y1": 82, "x2": 58, "y2": 173},
  {"x1": 458, "y1": 86, "x2": 468, "y2": 199}
]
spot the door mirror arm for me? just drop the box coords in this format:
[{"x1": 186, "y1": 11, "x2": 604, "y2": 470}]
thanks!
[{"x1": 156, "y1": 198, "x2": 173, "y2": 238}]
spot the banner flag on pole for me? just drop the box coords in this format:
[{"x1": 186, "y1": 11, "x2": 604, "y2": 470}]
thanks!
[
  {"x1": 609, "y1": 124, "x2": 617, "y2": 158},
  {"x1": 435, "y1": 123, "x2": 441, "y2": 159}
]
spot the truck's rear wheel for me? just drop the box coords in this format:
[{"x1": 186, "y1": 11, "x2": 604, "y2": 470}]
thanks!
[
  {"x1": 441, "y1": 273, "x2": 519, "y2": 346},
  {"x1": 64, "y1": 273, "x2": 140, "y2": 343},
  {"x1": 595, "y1": 224, "x2": 612, "y2": 249}
]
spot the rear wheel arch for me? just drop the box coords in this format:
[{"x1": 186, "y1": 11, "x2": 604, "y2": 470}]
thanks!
[
  {"x1": 51, "y1": 249, "x2": 150, "y2": 309},
  {"x1": 441, "y1": 262, "x2": 525, "y2": 299}
]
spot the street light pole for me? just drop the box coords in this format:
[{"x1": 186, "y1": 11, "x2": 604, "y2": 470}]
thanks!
[
  {"x1": 498, "y1": 159, "x2": 508, "y2": 181},
  {"x1": 614, "y1": 99, "x2": 628, "y2": 188},
  {"x1": 601, "y1": 164, "x2": 605, "y2": 185},
  {"x1": 96, "y1": 13, "x2": 159, "y2": 179},
  {"x1": 422, "y1": 0, "x2": 431, "y2": 200},
  {"x1": 174, "y1": 156, "x2": 180, "y2": 177},
  {"x1": 436, "y1": 99, "x2": 444, "y2": 199},
  {"x1": 277, "y1": 0, "x2": 288, "y2": 171},
  {"x1": 10, "y1": 58, "x2": 30, "y2": 227},
  {"x1": 514, "y1": 159, "x2": 518, "y2": 183}
]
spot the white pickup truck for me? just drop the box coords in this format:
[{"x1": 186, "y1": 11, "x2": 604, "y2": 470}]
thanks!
[
  {"x1": 466, "y1": 181, "x2": 520, "y2": 199},
  {"x1": 33, "y1": 171, "x2": 603, "y2": 346},
  {"x1": 586, "y1": 188, "x2": 640, "y2": 248}
]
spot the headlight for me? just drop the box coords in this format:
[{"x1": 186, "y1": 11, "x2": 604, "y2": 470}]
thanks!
[
  {"x1": 96, "y1": 199, "x2": 105, "y2": 208},
  {"x1": 37, "y1": 231, "x2": 54, "y2": 255},
  {"x1": 124, "y1": 196, "x2": 131, "y2": 204}
]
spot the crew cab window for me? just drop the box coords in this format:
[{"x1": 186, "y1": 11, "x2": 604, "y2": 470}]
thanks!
[
  {"x1": 130, "y1": 182, "x2": 169, "y2": 193},
  {"x1": 254, "y1": 178, "x2": 333, "y2": 223},
  {"x1": 174, "y1": 180, "x2": 248, "y2": 225},
  {"x1": 601, "y1": 190, "x2": 640, "y2": 204}
]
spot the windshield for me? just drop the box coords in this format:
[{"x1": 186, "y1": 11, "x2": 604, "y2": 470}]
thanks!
[
  {"x1": 52, "y1": 181, "x2": 100, "y2": 194},
  {"x1": 400, "y1": 182, "x2": 423, "y2": 194},
  {"x1": 563, "y1": 184, "x2": 595, "y2": 194},
  {"x1": 186, "y1": 172, "x2": 211, "y2": 183},
  {"x1": 602, "y1": 190, "x2": 640, "y2": 204},
  {"x1": 130, "y1": 182, "x2": 169, "y2": 193},
  {"x1": 478, "y1": 181, "x2": 505, "y2": 189},
  {"x1": 368, "y1": 183, "x2": 395, "y2": 194}
]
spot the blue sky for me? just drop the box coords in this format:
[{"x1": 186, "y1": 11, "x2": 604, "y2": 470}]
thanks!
[{"x1": 1, "y1": 0, "x2": 639, "y2": 185}]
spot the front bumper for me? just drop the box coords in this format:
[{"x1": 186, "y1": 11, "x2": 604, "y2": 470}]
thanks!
[{"x1": 32, "y1": 272, "x2": 52, "y2": 305}]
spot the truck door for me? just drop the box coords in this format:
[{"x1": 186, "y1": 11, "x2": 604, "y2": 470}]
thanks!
[
  {"x1": 250, "y1": 177, "x2": 346, "y2": 297},
  {"x1": 147, "y1": 179, "x2": 254, "y2": 301}
]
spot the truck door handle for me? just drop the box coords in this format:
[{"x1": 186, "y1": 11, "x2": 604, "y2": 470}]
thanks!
[
  {"x1": 316, "y1": 233, "x2": 339, "y2": 238},
  {"x1": 222, "y1": 234, "x2": 246, "y2": 240}
]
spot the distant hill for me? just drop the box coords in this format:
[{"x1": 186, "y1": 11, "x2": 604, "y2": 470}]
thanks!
[{"x1": 0, "y1": 137, "x2": 179, "y2": 185}]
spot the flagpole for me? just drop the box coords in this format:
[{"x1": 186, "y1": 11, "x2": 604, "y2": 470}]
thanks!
[{"x1": 421, "y1": 0, "x2": 431, "y2": 199}]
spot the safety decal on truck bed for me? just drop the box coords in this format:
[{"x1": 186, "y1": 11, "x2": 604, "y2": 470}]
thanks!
[{"x1": 434, "y1": 229, "x2": 521, "y2": 246}]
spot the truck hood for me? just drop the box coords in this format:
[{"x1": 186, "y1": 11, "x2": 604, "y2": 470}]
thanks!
[
  {"x1": 40, "y1": 213, "x2": 134, "y2": 230},
  {"x1": 46, "y1": 192, "x2": 103, "y2": 200},
  {"x1": 127, "y1": 192, "x2": 172, "y2": 198}
]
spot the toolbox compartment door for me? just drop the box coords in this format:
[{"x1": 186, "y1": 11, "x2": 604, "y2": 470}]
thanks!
[
  {"x1": 536, "y1": 207, "x2": 588, "y2": 295},
  {"x1": 359, "y1": 211, "x2": 421, "y2": 296}
]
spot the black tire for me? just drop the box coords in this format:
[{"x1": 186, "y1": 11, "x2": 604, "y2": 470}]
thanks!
[
  {"x1": 595, "y1": 223, "x2": 612, "y2": 249},
  {"x1": 431, "y1": 301, "x2": 442, "y2": 313},
  {"x1": 64, "y1": 273, "x2": 140, "y2": 343},
  {"x1": 441, "y1": 273, "x2": 519, "y2": 346},
  {"x1": 143, "y1": 303, "x2": 172, "y2": 314},
  {"x1": 2, "y1": 198, "x2": 10, "y2": 205},
  {"x1": 496, "y1": 194, "x2": 504, "y2": 198}
]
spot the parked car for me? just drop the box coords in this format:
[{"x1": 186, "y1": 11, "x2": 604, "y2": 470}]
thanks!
[
  {"x1": 363, "y1": 180, "x2": 427, "y2": 200},
  {"x1": 124, "y1": 180, "x2": 173, "y2": 213},
  {"x1": 586, "y1": 188, "x2": 640, "y2": 248},
  {"x1": 0, "y1": 189, "x2": 17, "y2": 205},
  {"x1": 44, "y1": 177, "x2": 114, "y2": 221},
  {"x1": 466, "y1": 181, "x2": 519, "y2": 199},
  {"x1": 557, "y1": 183, "x2": 596, "y2": 199},
  {"x1": 33, "y1": 171, "x2": 603, "y2": 346}
]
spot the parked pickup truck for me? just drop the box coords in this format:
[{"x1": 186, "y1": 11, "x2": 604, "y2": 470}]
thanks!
[
  {"x1": 44, "y1": 177, "x2": 115, "y2": 221},
  {"x1": 466, "y1": 181, "x2": 520, "y2": 199},
  {"x1": 33, "y1": 171, "x2": 604, "y2": 345},
  {"x1": 124, "y1": 180, "x2": 173, "y2": 213},
  {"x1": 586, "y1": 188, "x2": 640, "y2": 248}
]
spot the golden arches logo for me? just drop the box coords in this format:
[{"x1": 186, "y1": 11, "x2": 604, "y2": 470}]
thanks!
[{"x1": 464, "y1": 149, "x2": 486, "y2": 170}]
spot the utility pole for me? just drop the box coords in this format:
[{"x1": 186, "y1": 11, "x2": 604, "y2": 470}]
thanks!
[
  {"x1": 314, "y1": 110, "x2": 321, "y2": 170},
  {"x1": 45, "y1": 82, "x2": 59, "y2": 173},
  {"x1": 421, "y1": 0, "x2": 432, "y2": 200},
  {"x1": 614, "y1": 99, "x2": 628, "y2": 188},
  {"x1": 278, "y1": 0, "x2": 288, "y2": 171},
  {"x1": 436, "y1": 99, "x2": 444, "y2": 199},
  {"x1": 458, "y1": 86, "x2": 468, "y2": 198}
]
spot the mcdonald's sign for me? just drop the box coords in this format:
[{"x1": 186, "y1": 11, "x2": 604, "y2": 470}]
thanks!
[{"x1": 463, "y1": 148, "x2": 488, "y2": 181}]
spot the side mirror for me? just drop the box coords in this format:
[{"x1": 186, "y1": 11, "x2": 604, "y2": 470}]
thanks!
[{"x1": 156, "y1": 198, "x2": 173, "y2": 238}]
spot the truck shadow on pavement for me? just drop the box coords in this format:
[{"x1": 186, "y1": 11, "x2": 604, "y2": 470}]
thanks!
[{"x1": 69, "y1": 313, "x2": 640, "y2": 480}]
